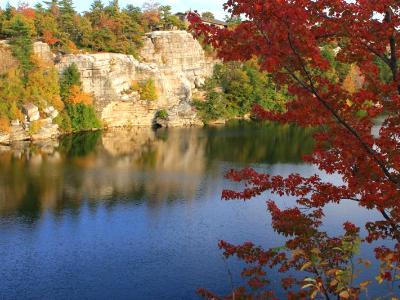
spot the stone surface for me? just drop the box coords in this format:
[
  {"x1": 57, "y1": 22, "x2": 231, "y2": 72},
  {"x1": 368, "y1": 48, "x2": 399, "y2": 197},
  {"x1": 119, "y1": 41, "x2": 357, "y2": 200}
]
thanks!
[
  {"x1": 10, "y1": 125, "x2": 29, "y2": 142},
  {"x1": 166, "y1": 102, "x2": 203, "y2": 127},
  {"x1": 31, "y1": 122, "x2": 59, "y2": 141},
  {"x1": 56, "y1": 30, "x2": 214, "y2": 128},
  {"x1": 0, "y1": 132, "x2": 10, "y2": 145},
  {"x1": 0, "y1": 31, "x2": 215, "y2": 145},
  {"x1": 33, "y1": 41, "x2": 54, "y2": 63},
  {"x1": 22, "y1": 103, "x2": 40, "y2": 122}
]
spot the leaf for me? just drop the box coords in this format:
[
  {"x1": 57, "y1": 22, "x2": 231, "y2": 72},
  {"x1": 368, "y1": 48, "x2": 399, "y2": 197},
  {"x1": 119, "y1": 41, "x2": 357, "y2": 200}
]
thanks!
[
  {"x1": 310, "y1": 289, "x2": 319, "y2": 299},
  {"x1": 301, "y1": 262, "x2": 313, "y2": 271},
  {"x1": 330, "y1": 279, "x2": 338, "y2": 287},
  {"x1": 302, "y1": 284, "x2": 315, "y2": 289},
  {"x1": 339, "y1": 291, "x2": 350, "y2": 299},
  {"x1": 359, "y1": 280, "x2": 371, "y2": 288}
]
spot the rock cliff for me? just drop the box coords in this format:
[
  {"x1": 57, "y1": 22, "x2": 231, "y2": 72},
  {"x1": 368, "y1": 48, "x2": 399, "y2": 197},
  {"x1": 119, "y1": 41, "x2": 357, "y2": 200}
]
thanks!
[
  {"x1": 56, "y1": 30, "x2": 213, "y2": 127},
  {"x1": 0, "y1": 30, "x2": 214, "y2": 145}
]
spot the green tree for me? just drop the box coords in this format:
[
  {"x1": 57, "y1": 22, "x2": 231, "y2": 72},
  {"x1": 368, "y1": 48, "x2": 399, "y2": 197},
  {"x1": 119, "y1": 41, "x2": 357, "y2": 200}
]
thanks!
[
  {"x1": 3, "y1": 14, "x2": 35, "y2": 82},
  {"x1": 159, "y1": 5, "x2": 185, "y2": 30},
  {"x1": 60, "y1": 63, "x2": 81, "y2": 100},
  {"x1": 201, "y1": 12, "x2": 215, "y2": 21},
  {"x1": 43, "y1": 0, "x2": 59, "y2": 16},
  {"x1": 196, "y1": 62, "x2": 289, "y2": 122},
  {"x1": 58, "y1": 0, "x2": 77, "y2": 42},
  {"x1": 60, "y1": 63, "x2": 101, "y2": 131}
]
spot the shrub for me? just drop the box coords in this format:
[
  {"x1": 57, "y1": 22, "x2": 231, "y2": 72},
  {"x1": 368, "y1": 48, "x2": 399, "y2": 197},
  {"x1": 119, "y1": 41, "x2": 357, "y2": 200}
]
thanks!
[
  {"x1": 0, "y1": 117, "x2": 10, "y2": 133},
  {"x1": 60, "y1": 64, "x2": 81, "y2": 100},
  {"x1": 66, "y1": 104, "x2": 101, "y2": 132},
  {"x1": 66, "y1": 85, "x2": 94, "y2": 106},
  {"x1": 25, "y1": 57, "x2": 64, "y2": 111},
  {"x1": 196, "y1": 61, "x2": 290, "y2": 122},
  {"x1": 131, "y1": 79, "x2": 158, "y2": 101},
  {"x1": 54, "y1": 111, "x2": 72, "y2": 133},
  {"x1": 157, "y1": 109, "x2": 168, "y2": 120},
  {"x1": 29, "y1": 120, "x2": 42, "y2": 135}
]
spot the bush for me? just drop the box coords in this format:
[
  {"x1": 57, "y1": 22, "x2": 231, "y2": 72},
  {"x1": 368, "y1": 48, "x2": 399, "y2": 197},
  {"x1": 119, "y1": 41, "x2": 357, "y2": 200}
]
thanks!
[
  {"x1": 66, "y1": 104, "x2": 101, "y2": 132},
  {"x1": 157, "y1": 109, "x2": 168, "y2": 120},
  {"x1": 0, "y1": 117, "x2": 10, "y2": 133},
  {"x1": 131, "y1": 79, "x2": 158, "y2": 101},
  {"x1": 54, "y1": 111, "x2": 72, "y2": 133},
  {"x1": 196, "y1": 61, "x2": 290, "y2": 122},
  {"x1": 66, "y1": 85, "x2": 93, "y2": 106},
  {"x1": 60, "y1": 64, "x2": 81, "y2": 101},
  {"x1": 29, "y1": 120, "x2": 43, "y2": 135}
]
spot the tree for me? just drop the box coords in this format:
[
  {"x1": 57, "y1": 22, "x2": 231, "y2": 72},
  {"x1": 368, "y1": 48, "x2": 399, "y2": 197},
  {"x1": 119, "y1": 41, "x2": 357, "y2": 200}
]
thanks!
[
  {"x1": 142, "y1": 1, "x2": 161, "y2": 31},
  {"x1": 58, "y1": 0, "x2": 77, "y2": 41},
  {"x1": 43, "y1": 0, "x2": 59, "y2": 16},
  {"x1": 3, "y1": 14, "x2": 35, "y2": 82},
  {"x1": 60, "y1": 63, "x2": 81, "y2": 100},
  {"x1": 190, "y1": 1, "x2": 400, "y2": 298},
  {"x1": 60, "y1": 64, "x2": 101, "y2": 132},
  {"x1": 201, "y1": 12, "x2": 215, "y2": 21},
  {"x1": 159, "y1": 5, "x2": 185, "y2": 30}
]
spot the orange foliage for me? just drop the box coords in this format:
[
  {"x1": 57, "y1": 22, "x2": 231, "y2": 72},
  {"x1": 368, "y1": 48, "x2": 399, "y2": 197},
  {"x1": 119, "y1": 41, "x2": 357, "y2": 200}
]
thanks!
[
  {"x1": 0, "y1": 117, "x2": 10, "y2": 133},
  {"x1": 343, "y1": 65, "x2": 365, "y2": 94},
  {"x1": 43, "y1": 30, "x2": 60, "y2": 46},
  {"x1": 67, "y1": 41, "x2": 79, "y2": 54},
  {"x1": 17, "y1": 5, "x2": 35, "y2": 20},
  {"x1": 143, "y1": 11, "x2": 161, "y2": 29},
  {"x1": 67, "y1": 85, "x2": 94, "y2": 105}
]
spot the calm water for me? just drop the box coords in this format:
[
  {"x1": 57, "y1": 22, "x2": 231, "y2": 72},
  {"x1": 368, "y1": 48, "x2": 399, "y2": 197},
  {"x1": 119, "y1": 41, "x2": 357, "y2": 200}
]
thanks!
[{"x1": 0, "y1": 121, "x2": 385, "y2": 299}]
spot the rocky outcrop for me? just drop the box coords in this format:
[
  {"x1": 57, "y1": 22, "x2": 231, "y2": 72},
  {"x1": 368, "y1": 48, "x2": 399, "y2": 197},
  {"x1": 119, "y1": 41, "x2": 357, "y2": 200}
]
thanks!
[
  {"x1": 33, "y1": 41, "x2": 54, "y2": 63},
  {"x1": 0, "y1": 103, "x2": 60, "y2": 145},
  {"x1": 0, "y1": 31, "x2": 214, "y2": 144},
  {"x1": 155, "y1": 102, "x2": 203, "y2": 128},
  {"x1": 0, "y1": 132, "x2": 10, "y2": 145},
  {"x1": 56, "y1": 30, "x2": 214, "y2": 128}
]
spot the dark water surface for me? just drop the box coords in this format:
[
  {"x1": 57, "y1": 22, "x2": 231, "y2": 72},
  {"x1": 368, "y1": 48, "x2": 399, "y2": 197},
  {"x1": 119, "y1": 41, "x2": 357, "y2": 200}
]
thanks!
[{"x1": 0, "y1": 121, "x2": 384, "y2": 299}]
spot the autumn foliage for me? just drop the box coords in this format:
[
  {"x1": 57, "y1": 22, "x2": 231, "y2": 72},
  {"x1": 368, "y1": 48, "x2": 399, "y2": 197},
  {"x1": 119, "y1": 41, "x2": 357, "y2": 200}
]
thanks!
[
  {"x1": 67, "y1": 85, "x2": 93, "y2": 106},
  {"x1": 190, "y1": 0, "x2": 400, "y2": 298}
]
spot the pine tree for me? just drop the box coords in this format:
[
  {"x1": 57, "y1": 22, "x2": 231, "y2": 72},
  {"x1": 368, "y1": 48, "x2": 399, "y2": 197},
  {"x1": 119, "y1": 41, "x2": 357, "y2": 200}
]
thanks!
[
  {"x1": 43, "y1": 0, "x2": 59, "y2": 16},
  {"x1": 4, "y1": 15, "x2": 35, "y2": 83},
  {"x1": 58, "y1": 0, "x2": 76, "y2": 40}
]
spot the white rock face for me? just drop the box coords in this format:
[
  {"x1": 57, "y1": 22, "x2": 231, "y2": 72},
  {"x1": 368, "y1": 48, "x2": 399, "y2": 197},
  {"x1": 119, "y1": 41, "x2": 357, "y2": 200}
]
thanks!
[
  {"x1": 0, "y1": 132, "x2": 10, "y2": 145},
  {"x1": 33, "y1": 41, "x2": 54, "y2": 63},
  {"x1": 22, "y1": 103, "x2": 40, "y2": 122},
  {"x1": 56, "y1": 31, "x2": 214, "y2": 127}
]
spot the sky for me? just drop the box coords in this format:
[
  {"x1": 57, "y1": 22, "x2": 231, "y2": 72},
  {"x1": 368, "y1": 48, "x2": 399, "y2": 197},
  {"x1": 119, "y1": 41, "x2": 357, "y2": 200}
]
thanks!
[{"x1": 2, "y1": 0, "x2": 228, "y2": 20}]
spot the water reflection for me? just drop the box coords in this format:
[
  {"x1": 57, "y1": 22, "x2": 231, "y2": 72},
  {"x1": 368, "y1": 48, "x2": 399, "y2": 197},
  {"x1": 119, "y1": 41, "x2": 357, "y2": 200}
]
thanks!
[{"x1": 0, "y1": 121, "x2": 314, "y2": 220}]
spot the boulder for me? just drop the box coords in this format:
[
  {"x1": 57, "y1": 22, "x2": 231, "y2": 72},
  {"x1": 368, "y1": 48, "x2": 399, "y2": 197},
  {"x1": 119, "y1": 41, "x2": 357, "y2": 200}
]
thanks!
[
  {"x1": 0, "y1": 132, "x2": 10, "y2": 145},
  {"x1": 10, "y1": 120, "x2": 20, "y2": 126},
  {"x1": 10, "y1": 125, "x2": 29, "y2": 142},
  {"x1": 156, "y1": 101, "x2": 202, "y2": 128},
  {"x1": 22, "y1": 103, "x2": 40, "y2": 122}
]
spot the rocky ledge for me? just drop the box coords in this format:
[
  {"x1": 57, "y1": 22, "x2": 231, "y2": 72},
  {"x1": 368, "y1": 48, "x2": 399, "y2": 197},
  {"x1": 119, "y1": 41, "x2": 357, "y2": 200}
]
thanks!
[
  {"x1": 56, "y1": 30, "x2": 214, "y2": 128},
  {"x1": 0, "y1": 103, "x2": 60, "y2": 146},
  {"x1": 0, "y1": 31, "x2": 214, "y2": 145}
]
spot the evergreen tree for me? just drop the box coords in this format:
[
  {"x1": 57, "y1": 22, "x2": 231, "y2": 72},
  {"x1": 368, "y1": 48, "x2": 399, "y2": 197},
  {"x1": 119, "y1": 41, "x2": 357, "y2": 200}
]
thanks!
[
  {"x1": 58, "y1": 0, "x2": 77, "y2": 41},
  {"x1": 60, "y1": 64, "x2": 81, "y2": 100},
  {"x1": 106, "y1": 0, "x2": 120, "y2": 17},
  {"x1": 43, "y1": 0, "x2": 59, "y2": 16},
  {"x1": 4, "y1": 15, "x2": 35, "y2": 83}
]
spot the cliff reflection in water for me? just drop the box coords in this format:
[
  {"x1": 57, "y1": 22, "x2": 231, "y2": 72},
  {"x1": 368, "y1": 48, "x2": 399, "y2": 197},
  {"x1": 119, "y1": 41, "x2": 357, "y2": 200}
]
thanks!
[{"x1": 0, "y1": 121, "x2": 314, "y2": 219}]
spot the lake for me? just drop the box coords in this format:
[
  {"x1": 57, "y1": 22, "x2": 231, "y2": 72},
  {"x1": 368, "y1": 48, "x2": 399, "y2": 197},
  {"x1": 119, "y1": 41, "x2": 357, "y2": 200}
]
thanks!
[{"x1": 0, "y1": 121, "x2": 386, "y2": 299}]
